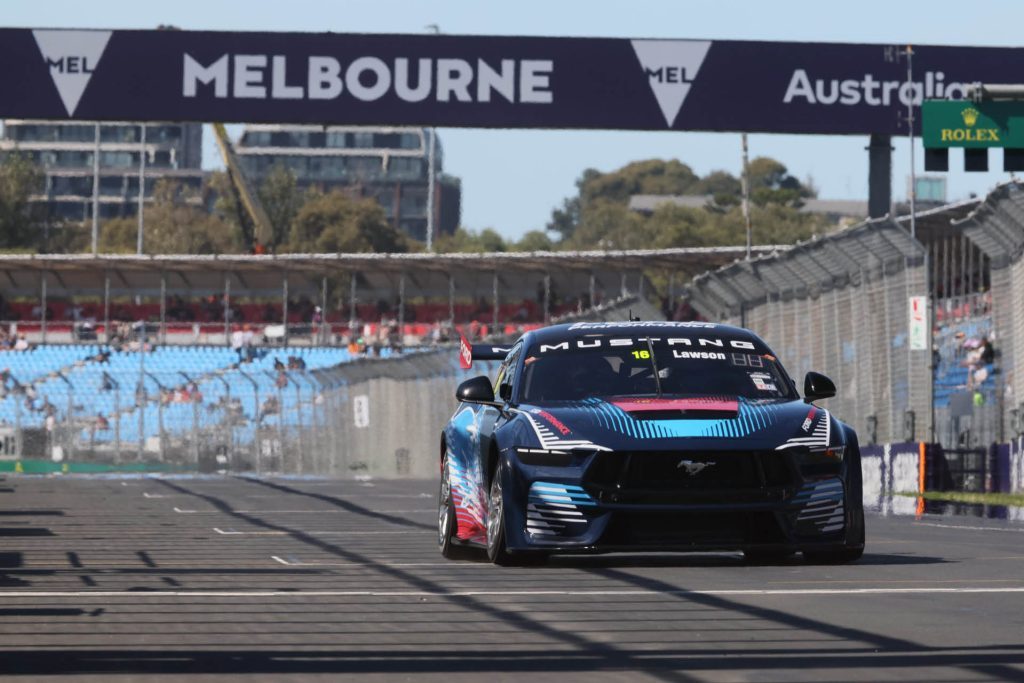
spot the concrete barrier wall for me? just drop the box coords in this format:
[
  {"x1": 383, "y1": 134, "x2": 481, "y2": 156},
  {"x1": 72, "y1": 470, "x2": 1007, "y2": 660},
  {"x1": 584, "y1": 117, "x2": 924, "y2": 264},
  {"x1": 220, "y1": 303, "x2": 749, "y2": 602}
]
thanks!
[
  {"x1": 861, "y1": 442, "x2": 923, "y2": 515},
  {"x1": 307, "y1": 349, "x2": 499, "y2": 479}
]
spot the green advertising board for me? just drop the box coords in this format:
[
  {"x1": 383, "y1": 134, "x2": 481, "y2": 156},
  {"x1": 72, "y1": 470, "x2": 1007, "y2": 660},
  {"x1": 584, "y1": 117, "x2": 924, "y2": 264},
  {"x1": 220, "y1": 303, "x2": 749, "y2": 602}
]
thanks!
[{"x1": 922, "y1": 100, "x2": 1024, "y2": 148}]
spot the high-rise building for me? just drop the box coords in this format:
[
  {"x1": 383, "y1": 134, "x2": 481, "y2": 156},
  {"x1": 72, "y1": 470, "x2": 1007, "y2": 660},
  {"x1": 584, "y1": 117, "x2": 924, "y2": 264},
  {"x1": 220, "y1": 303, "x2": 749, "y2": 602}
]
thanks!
[
  {"x1": 234, "y1": 125, "x2": 461, "y2": 242},
  {"x1": 0, "y1": 120, "x2": 204, "y2": 222}
]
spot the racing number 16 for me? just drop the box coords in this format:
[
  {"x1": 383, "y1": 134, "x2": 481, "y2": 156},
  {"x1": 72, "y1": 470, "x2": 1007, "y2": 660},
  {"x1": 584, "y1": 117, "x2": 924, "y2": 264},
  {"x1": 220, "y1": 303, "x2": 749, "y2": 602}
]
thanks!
[{"x1": 631, "y1": 350, "x2": 651, "y2": 360}]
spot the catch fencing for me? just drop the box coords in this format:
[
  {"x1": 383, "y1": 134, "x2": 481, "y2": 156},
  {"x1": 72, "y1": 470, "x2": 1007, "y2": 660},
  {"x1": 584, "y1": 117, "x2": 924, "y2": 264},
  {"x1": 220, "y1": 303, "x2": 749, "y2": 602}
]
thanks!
[
  {"x1": 1, "y1": 348, "x2": 489, "y2": 478},
  {"x1": 686, "y1": 218, "x2": 932, "y2": 446},
  {"x1": 957, "y1": 182, "x2": 1024, "y2": 447}
]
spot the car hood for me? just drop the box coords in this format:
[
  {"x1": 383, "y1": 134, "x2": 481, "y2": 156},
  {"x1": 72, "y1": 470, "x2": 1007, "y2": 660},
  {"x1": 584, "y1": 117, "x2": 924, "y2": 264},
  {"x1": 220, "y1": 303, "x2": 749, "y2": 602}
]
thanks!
[{"x1": 512, "y1": 396, "x2": 837, "y2": 451}]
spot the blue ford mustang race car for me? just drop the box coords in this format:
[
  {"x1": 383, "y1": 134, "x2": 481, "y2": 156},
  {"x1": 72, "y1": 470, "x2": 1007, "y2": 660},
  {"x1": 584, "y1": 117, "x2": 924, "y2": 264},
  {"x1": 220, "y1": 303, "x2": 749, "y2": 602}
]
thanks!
[{"x1": 439, "y1": 321, "x2": 864, "y2": 565}]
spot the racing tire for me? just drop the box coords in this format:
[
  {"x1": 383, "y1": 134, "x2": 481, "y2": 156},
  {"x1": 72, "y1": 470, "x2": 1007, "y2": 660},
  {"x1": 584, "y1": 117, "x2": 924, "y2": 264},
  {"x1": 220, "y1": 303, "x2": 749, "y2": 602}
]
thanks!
[
  {"x1": 438, "y1": 456, "x2": 475, "y2": 561},
  {"x1": 803, "y1": 503, "x2": 865, "y2": 564},
  {"x1": 486, "y1": 472, "x2": 514, "y2": 565}
]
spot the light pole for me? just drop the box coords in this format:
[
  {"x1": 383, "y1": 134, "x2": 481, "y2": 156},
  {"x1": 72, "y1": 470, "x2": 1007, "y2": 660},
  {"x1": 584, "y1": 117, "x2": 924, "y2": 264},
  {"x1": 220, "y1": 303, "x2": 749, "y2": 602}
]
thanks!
[
  {"x1": 426, "y1": 128, "x2": 436, "y2": 251},
  {"x1": 137, "y1": 123, "x2": 146, "y2": 254},
  {"x1": 425, "y1": 24, "x2": 440, "y2": 251},
  {"x1": 91, "y1": 123, "x2": 100, "y2": 254},
  {"x1": 741, "y1": 133, "x2": 752, "y2": 259},
  {"x1": 906, "y1": 45, "x2": 917, "y2": 240}
]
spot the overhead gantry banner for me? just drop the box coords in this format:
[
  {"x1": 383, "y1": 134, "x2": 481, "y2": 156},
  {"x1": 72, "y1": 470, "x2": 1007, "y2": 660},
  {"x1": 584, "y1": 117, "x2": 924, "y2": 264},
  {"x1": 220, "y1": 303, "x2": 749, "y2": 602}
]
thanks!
[{"x1": 3, "y1": 28, "x2": 1023, "y2": 134}]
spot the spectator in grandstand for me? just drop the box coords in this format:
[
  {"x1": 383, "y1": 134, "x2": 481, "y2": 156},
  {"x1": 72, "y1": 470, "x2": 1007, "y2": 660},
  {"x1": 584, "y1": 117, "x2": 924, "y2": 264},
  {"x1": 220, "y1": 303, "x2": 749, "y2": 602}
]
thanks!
[
  {"x1": 101, "y1": 372, "x2": 115, "y2": 392},
  {"x1": 13, "y1": 334, "x2": 29, "y2": 351},
  {"x1": 963, "y1": 336, "x2": 994, "y2": 391},
  {"x1": 230, "y1": 325, "x2": 245, "y2": 362},
  {"x1": 981, "y1": 337, "x2": 995, "y2": 365},
  {"x1": 276, "y1": 370, "x2": 288, "y2": 389},
  {"x1": 95, "y1": 413, "x2": 110, "y2": 430},
  {"x1": 262, "y1": 303, "x2": 277, "y2": 323},
  {"x1": 287, "y1": 356, "x2": 306, "y2": 371},
  {"x1": 242, "y1": 324, "x2": 257, "y2": 362},
  {"x1": 29, "y1": 303, "x2": 52, "y2": 321},
  {"x1": 273, "y1": 357, "x2": 286, "y2": 372},
  {"x1": 258, "y1": 395, "x2": 279, "y2": 422}
]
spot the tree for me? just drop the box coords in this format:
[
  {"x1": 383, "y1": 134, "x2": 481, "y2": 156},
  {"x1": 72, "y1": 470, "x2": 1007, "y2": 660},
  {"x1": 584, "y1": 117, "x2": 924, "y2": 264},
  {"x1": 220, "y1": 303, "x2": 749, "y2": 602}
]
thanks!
[
  {"x1": 692, "y1": 170, "x2": 742, "y2": 197},
  {"x1": 287, "y1": 190, "x2": 406, "y2": 253},
  {"x1": 746, "y1": 156, "x2": 815, "y2": 206},
  {"x1": 513, "y1": 230, "x2": 554, "y2": 252},
  {"x1": 546, "y1": 168, "x2": 601, "y2": 242},
  {"x1": 99, "y1": 179, "x2": 244, "y2": 254},
  {"x1": 563, "y1": 199, "x2": 647, "y2": 251},
  {"x1": 0, "y1": 153, "x2": 44, "y2": 249},
  {"x1": 258, "y1": 164, "x2": 304, "y2": 249},
  {"x1": 434, "y1": 227, "x2": 508, "y2": 253},
  {"x1": 580, "y1": 159, "x2": 700, "y2": 203}
]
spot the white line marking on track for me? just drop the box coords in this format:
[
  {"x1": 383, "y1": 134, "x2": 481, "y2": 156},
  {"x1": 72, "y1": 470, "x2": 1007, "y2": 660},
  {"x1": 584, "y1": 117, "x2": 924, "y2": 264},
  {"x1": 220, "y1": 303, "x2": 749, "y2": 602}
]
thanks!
[
  {"x1": 172, "y1": 509, "x2": 420, "y2": 515},
  {"x1": 142, "y1": 492, "x2": 170, "y2": 498},
  {"x1": 913, "y1": 522, "x2": 1024, "y2": 533},
  {"x1": 269, "y1": 556, "x2": 485, "y2": 568},
  {"x1": 215, "y1": 529, "x2": 421, "y2": 536},
  {"x1": 3, "y1": 587, "x2": 1024, "y2": 599},
  {"x1": 173, "y1": 507, "x2": 196, "y2": 514}
]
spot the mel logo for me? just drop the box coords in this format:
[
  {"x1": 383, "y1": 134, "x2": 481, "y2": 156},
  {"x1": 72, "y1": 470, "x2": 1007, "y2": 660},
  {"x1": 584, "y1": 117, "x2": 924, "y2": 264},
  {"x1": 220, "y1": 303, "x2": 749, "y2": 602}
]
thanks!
[
  {"x1": 32, "y1": 30, "x2": 112, "y2": 117},
  {"x1": 631, "y1": 40, "x2": 711, "y2": 128}
]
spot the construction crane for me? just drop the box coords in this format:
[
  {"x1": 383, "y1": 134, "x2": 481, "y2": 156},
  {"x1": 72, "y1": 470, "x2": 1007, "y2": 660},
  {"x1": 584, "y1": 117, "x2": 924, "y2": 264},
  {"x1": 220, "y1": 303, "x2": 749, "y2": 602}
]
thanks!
[{"x1": 211, "y1": 122, "x2": 274, "y2": 251}]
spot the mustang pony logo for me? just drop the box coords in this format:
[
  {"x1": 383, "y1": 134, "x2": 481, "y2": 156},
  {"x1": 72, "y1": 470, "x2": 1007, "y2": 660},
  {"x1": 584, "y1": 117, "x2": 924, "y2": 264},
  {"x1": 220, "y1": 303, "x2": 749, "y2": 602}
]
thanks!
[{"x1": 677, "y1": 459, "x2": 715, "y2": 475}]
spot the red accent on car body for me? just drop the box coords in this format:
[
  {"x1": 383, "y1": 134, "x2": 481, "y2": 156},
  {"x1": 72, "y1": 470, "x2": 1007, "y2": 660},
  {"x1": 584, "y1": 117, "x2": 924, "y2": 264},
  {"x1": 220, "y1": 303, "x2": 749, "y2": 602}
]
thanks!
[{"x1": 610, "y1": 397, "x2": 739, "y2": 413}]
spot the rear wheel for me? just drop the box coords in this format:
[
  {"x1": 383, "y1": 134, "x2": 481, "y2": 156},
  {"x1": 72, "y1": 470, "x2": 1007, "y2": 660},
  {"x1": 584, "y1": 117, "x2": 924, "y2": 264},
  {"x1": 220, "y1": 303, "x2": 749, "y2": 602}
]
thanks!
[{"x1": 438, "y1": 456, "x2": 474, "y2": 560}]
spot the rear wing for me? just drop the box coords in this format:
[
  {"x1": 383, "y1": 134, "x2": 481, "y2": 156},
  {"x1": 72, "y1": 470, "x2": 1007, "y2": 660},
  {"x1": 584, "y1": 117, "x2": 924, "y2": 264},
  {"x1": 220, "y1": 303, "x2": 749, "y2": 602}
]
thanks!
[{"x1": 458, "y1": 333, "x2": 512, "y2": 369}]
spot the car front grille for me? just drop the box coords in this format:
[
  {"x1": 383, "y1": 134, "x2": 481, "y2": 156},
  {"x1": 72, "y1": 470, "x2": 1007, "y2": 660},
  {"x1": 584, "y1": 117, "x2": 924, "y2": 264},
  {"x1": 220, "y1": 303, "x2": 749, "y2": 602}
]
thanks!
[{"x1": 583, "y1": 450, "x2": 796, "y2": 505}]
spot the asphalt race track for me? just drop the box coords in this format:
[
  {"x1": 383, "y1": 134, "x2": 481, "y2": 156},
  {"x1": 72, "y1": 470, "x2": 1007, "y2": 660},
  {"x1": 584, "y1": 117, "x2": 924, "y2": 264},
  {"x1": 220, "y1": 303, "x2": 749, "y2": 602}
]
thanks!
[{"x1": 2, "y1": 475, "x2": 1024, "y2": 682}]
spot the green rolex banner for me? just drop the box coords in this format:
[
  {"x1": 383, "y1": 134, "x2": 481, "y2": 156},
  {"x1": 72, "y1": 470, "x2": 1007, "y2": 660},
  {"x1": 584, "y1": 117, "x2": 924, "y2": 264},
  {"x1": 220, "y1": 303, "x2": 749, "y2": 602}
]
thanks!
[{"x1": 922, "y1": 100, "x2": 1024, "y2": 148}]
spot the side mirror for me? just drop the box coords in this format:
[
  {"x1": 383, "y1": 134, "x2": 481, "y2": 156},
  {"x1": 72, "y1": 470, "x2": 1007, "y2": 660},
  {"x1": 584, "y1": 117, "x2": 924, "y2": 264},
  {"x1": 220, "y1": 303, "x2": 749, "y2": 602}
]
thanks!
[
  {"x1": 456, "y1": 375, "x2": 496, "y2": 404},
  {"x1": 804, "y1": 371, "x2": 836, "y2": 402}
]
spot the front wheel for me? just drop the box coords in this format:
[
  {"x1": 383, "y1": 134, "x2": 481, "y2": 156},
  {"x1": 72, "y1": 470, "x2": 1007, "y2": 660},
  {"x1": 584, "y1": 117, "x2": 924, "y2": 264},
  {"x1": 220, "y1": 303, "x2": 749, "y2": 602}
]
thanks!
[
  {"x1": 486, "y1": 472, "x2": 513, "y2": 565},
  {"x1": 804, "y1": 504, "x2": 865, "y2": 564}
]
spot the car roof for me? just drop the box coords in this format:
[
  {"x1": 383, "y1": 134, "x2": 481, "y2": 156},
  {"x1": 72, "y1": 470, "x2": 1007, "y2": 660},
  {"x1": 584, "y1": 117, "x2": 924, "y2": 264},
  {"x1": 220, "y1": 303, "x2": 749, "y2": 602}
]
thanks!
[{"x1": 523, "y1": 321, "x2": 769, "y2": 347}]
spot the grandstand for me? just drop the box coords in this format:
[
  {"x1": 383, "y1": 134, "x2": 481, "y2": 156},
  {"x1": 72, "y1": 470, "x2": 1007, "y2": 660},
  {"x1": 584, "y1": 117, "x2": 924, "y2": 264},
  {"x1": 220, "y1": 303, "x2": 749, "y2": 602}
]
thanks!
[
  {"x1": 0, "y1": 246, "x2": 779, "y2": 346},
  {"x1": 0, "y1": 245, "x2": 784, "y2": 470},
  {"x1": 0, "y1": 342, "x2": 374, "y2": 470}
]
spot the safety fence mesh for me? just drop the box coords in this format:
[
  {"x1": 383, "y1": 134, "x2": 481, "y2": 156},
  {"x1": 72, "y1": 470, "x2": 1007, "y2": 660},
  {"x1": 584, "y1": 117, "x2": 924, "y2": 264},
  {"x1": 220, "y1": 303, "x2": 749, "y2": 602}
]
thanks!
[
  {"x1": 686, "y1": 218, "x2": 932, "y2": 446},
  {"x1": 0, "y1": 347, "x2": 497, "y2": 478},
  {"x1": 957, "y1": 181, "x2": 1024, "y2": 446}
]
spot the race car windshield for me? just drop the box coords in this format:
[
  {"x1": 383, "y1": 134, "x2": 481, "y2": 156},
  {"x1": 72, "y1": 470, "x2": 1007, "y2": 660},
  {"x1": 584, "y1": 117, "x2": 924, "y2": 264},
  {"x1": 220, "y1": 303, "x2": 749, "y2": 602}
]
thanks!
[{"x1": 519, "y1": 337, "x2": 797, "y2": 402}]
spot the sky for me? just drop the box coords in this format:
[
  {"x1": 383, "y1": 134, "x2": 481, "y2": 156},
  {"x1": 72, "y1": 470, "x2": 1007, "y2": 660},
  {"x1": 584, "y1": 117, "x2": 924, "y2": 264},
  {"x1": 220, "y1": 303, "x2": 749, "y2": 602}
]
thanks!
[{"x1": 5, "y1": 0, "x2": 1024, "y2": 239}]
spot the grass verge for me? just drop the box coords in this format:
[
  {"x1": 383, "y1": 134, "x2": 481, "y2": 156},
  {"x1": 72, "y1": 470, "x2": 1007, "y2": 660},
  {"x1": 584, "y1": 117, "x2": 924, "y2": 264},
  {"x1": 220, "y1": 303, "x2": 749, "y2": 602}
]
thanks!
[{"x1": 895, "y1": 490, "x2": 1024, "y2": 507}]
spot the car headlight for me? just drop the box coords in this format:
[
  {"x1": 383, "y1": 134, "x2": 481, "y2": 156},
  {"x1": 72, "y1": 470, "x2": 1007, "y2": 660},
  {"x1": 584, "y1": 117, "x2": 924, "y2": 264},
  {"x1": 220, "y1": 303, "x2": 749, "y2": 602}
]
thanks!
[
  {"x1": 515, "y1": 448, "x2": 575, "y2": 467},
  {"x1": 823, "y1": 446, "x2": 845, "y2": 460}
]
